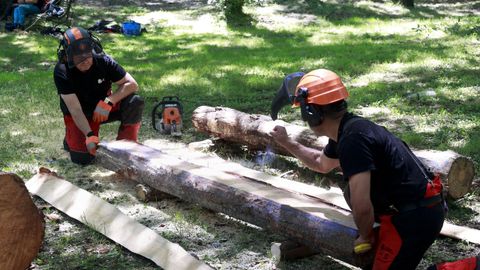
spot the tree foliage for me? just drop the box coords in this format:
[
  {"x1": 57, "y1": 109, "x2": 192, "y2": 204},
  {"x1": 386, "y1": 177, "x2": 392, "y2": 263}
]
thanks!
[{"x1": 395, "y1": 0, "x2": 414, "y2": 8}]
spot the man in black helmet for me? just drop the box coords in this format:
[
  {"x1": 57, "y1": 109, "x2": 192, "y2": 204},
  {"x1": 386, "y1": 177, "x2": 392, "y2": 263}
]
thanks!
[
  {"x1": 270, "y1": 69, "x2": 446, "y2": 270},
  {"x1": 54, "y1": 26, "x2": 144, "y2": 165}
]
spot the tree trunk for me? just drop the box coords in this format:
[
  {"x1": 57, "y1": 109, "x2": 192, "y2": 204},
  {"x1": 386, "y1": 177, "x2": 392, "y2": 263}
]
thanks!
[
  {"x1": 0, "y1": 172, "x2": 45, "y2": 270},
  {"x1": 96, "y1": 140, "x2": 374, "y2": 268},
  {"x1": 191, "y1": 106, "x2": 475, "y2": 200}
]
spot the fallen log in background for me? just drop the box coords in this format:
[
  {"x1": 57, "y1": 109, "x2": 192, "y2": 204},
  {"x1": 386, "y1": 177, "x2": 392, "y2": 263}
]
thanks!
[
  {"x1": 0, "y1": 172, "x2": 44, "y2": 270},
  {"x1": 192, "y1": 106, "x2": 475, "y2": 200},
  {"x1": 96, "y1": 140, "x2": 374, "y2": 268}
]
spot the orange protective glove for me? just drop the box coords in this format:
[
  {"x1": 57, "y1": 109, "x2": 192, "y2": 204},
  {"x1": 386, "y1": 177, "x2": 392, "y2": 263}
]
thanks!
[
  {"x1": 85, "y1": 134, "x2": 99, "y2": 155},
  {"x1": 93, "y1": 100, "x2": 112, "y2": 123}
]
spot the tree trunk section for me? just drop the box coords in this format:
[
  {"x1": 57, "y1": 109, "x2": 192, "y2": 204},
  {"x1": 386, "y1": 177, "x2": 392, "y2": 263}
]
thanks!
[
  {"x1": 191, "y1": 106, "x2": 475, "y2": 200},
  {"x1": 96, "y1": 140, "x2": 374, "y2": 268},
  {"x1": 0, "y1": 172, "x2": 45, "y2": 270}
]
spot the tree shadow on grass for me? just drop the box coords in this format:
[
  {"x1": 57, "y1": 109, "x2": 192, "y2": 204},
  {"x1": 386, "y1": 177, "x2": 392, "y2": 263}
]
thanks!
[{"x1": 271, "y1": 0, "x2": 479, "y2": 24}]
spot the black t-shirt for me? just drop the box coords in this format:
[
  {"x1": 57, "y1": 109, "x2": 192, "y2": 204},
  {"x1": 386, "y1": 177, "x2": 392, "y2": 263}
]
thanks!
[
  {"x1": 53, "y1": 54, "x2": 126, "y2": 118},
  {"x1": 324, "y1": 113, "x2": 430, "y2": 214}
]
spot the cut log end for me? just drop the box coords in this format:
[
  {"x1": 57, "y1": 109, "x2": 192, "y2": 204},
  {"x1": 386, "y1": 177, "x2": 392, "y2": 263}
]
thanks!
[
  {"x1": 0, "y1": 172, "x2": 45, "y2": 270},
  {"x1": 447, "y1": 157, "x2": 476, "y2": 200},
  {"x1": 135, "y1": 184, "x2": 175, "y2": 202},
  {"x1": 271, "y1": 241, "x2": 319, "y2": 264}
]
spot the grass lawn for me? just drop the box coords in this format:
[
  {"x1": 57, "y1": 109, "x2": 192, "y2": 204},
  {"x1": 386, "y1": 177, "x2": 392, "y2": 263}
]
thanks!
[{"x1": 0, "y1": 0, "x2": 479, "y2": 269}]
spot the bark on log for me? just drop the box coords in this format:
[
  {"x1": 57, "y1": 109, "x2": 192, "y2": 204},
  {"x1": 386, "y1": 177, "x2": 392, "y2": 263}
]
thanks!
[
  {"x1": 191, "y1": 106, "x2": 475, "y2": 200},
  {"x1": 0, "y1": 172, "x2": 45, "y2": 270},
  {"x1": 96, "y1": 141, "x2": 374, "y2": 268},
  {"x1": 144, "y1": 139, "x2": 480, "y2": 245}
]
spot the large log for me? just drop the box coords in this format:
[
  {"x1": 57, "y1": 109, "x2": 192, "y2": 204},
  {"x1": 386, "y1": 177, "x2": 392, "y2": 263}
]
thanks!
[
  {"x1": 144, "y1": 139, "x2": 480, "y2": 245},
  {"x1": 96, "y1": 141, "x2": 374, "y2": 268},
  {"x1": 191, "y1": 106, "x2": 475, "y2": 200},
  {"x1": 0, "y1": 172, "x2": 45, "y2": 270}
]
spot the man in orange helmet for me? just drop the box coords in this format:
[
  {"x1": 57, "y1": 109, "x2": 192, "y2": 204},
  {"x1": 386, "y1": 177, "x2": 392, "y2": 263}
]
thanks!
[
  {"x1": 54, "y1": 27, "x2": 144, "y2": 164},
  {"x1": 270, "y1": 69, "x2": 446, "y2": 269}
]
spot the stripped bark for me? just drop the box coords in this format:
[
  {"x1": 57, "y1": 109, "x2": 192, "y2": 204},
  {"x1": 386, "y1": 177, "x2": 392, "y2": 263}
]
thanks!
[
  {"x1": 0, "y1": 172, "x2": 44, "y2": 270},
  {"x1": 191, "y1": 106, "x2": 475, "y2": 199}
]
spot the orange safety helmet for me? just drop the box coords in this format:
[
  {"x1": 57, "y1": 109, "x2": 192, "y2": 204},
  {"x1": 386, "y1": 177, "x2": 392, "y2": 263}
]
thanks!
[
  {"x1": 293, "y1": 69, "x2": 349, "y2": 107},
  {"x1": 271, "y1": 69, "x2": 349, "y2": 127}
]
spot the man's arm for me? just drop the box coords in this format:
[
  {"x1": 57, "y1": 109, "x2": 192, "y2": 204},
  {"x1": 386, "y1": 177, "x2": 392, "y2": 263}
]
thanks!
[
  {"x1": 61, "y1": 93, "x2": 92, "y2": 136},
  {"x1": 349, "y1": 171, "x2": 375, "y2": 244},
  {"x1": 106, "y1": 72, "x2": 138, "y2": 105},
  {"x1": 270, "y1": 125, "x2": 339, "y2": 173}
]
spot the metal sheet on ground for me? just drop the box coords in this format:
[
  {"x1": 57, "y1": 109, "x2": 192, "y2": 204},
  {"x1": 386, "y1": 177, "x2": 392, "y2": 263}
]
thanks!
[{"x1": 26, "y1": 169, "x2": 213, "y2": 270}]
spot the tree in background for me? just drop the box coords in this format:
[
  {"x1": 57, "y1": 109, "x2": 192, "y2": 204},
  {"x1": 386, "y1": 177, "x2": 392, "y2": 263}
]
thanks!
[
  {"x1": 395, "y1": 0, "x2": 414, "y2": 8},
  {"x1": 209, "y1": 0, "x2": 246, "y2": 20},
  {"x1": 209, "y1": 0, "x2": 264, "y2": 26}
]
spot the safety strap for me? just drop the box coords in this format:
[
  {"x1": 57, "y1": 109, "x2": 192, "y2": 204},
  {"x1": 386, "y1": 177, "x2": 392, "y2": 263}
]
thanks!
[
  {"x1": 392, "y1": 194, "x2": 442, "y2": 213},
  {"x1": 401, "y1": 141, "x2": 434, "y2": 182},
  {"x1": 341, "y1": 116, "x2": 363, "y2": 135}
]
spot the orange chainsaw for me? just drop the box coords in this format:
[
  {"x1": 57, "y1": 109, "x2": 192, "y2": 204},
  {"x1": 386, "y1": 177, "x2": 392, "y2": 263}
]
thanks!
[{"x1": 152, "y1": 96, "x2": 183, "y2": 136}]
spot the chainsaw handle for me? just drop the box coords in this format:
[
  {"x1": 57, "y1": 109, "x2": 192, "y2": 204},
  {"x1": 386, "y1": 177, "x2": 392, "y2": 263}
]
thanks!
[
  {"x1": 162, "y1": 96, "x2": 180, "y2": 102},
  {"x1": 151, "y1": 102, "x2": 164, "y2": 131}
]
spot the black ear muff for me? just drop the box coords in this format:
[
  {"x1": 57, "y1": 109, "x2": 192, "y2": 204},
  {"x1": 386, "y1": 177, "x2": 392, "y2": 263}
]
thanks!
[
  {"x1": 57, "y1": 39, "x2": 67, "y2": 63},
  {"x1": 89, "y1": 33, "x2": 104, "y2": 54},
  {"x1": 304, "y1": 104, "x2": 324, "y2": 127},
  {"x1": 296, "y1": 87, "x2": 325, "y2": 127}
]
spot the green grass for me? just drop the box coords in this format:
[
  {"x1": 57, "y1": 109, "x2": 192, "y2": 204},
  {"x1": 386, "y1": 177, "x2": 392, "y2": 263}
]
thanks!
[
  {"x1": 2, "y1": 2, "x2": 479, "y2": 177},
  {"x1": 1, "y1": 0, "x2": 479, "y2": 269}
]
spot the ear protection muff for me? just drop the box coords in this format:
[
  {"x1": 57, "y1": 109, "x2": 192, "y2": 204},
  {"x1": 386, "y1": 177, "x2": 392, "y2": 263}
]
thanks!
[
  {"x1": 90, "y1": 33, "x2": 104, "y2": 55},
  {"x1": 295, "y1": 87, "x2": 325, "y2": 127},
  {"x1": 56, "y1": 39, "x2": 67, "y2": 64}
]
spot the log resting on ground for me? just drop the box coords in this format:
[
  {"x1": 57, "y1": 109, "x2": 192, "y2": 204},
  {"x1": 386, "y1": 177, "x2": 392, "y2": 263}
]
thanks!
[
  {"x1": 96, "y1": 140, "x2": 374, "y2": 268},
  {"x1": 191, "y1": 106, "x2": 475, "y2": 200},
  {"x1": 0, "y1": 172, "x2": 45, "y2": 270}
]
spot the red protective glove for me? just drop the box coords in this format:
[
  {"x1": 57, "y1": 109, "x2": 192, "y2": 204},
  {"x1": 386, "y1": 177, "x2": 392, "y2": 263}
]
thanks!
[
  {"x1": 93, "y1": 100, "x2": 112, "y2": 123},
  {"x1": 85, "y1": 134, "x2": 99, "y2": 155}
]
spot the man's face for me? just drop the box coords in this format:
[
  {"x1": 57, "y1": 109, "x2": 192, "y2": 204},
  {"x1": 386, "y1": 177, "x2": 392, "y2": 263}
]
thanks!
[{"x1": 74, "y1": 55, "x2": 93, "y2": 72}]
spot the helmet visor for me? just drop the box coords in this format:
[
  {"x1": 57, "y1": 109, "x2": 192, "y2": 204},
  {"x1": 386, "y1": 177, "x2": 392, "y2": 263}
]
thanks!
[
  {"x1": 270, "y1": 72, "x2": 304, "y2": 120},
  {"x1": 66, "y1": 39, "x2": 93, "y2": 68}
]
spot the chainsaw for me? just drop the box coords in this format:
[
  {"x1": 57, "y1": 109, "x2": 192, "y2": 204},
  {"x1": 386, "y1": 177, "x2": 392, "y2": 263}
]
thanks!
[{"x1": 152, "y1": 96, "x2": 183, "y2": 136}]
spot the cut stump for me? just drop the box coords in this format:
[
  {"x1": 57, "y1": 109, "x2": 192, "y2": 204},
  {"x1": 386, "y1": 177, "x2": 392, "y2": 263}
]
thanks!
[{"x1": 0, "y1": 172, "x2": 44, "y2": 270}]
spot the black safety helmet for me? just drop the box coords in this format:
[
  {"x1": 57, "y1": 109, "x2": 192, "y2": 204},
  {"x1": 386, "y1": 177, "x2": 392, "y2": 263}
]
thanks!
[{"x1": 58, "y1": 27, "x2": 103, "y2": 68}]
